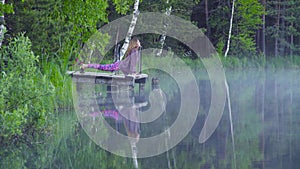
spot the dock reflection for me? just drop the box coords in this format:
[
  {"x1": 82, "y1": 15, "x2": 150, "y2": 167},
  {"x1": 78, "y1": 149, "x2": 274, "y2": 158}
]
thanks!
[{"x1": 74, "y1": 74, "x2": 160, "y2": 169}]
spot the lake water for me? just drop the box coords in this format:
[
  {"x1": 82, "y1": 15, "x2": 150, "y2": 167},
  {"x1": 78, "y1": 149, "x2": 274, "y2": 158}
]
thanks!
[{"x1": 1, "y1": 69, "x2": 300, "y2": 169}]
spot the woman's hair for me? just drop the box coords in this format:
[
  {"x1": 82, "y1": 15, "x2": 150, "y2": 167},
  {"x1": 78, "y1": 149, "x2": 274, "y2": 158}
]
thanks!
[{"x1": 125, "y1": 37, "x2": 139, "y2": 58}]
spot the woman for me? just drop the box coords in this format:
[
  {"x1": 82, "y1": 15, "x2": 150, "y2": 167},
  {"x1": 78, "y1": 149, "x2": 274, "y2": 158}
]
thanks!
[{"x1": 80, "y1": 38, "x2": 141, "y2": 76}]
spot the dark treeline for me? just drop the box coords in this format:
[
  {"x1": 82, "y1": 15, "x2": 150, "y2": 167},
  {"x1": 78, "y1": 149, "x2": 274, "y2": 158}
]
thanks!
[
  {"x1": 2, "y1": 0, "x2": 300, "y2": 59},
  {"x1": 191, "y1": 0, "x2": 300, "y2": 57}
]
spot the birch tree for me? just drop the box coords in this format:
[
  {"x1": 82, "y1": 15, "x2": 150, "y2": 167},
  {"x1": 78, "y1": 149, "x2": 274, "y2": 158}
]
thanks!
[
  {"x1": 225, "y1": 0, "x2": 263, "y2": 57},
  {"x1": 0, "y1": 0, "x2": 5, "y2": 47},
  {"x1": 224, "y1": 0, "x2": 235, "y2": 58},
  {"x1": 119, "y1": 0, "x2": 140, "y2": 60},
  {"x1": 156, "y1": 0, "x2": 172, "y2": 56},
  {"x1": 222, "y1": 2, "x2": 236, "y2": 168}
]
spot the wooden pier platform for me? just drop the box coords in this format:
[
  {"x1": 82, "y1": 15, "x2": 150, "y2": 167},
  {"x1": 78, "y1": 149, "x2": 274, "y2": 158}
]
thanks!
[{"x1": 67, "y1": 71, "x2": 148, "y2": 85}]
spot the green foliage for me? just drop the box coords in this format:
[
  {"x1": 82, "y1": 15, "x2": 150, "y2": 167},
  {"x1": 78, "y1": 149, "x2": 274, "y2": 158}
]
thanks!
[
  {"x1": 4, "y1": 0, "x2": 146, "y2": 115},
  {"x1": 266, "y1": 56, "x2": 300, "y2": 69},
  {"x1": 0, "y1": 34, "x2": 55, "y2": 139},
  {"x1": 112, "y1": 0, "x2": 135, "y2": 15},
  {"x1": 6, "y1": 0, "x2": 110, "y2": 58},
  {"x1": 208, "y1": 1, "x2": 230, "y2": 51},
  {"x1": 216, "y1": 40, "x2": 225, "y2": 56},
  {"x1": 60, "y1": 0, "x2": 109, "y2": 42},
  {"x1": 219, "y1": 54, "x2": 300, "y2": 70},
  {"x1": 0, "y1": 146, "x2": 27, "y2": 168},
  {"x1": 169, "y1": 0, "x2": 196, "y2": 19},
  {"x1": 230, "y1": 34, "x2": 257, "y2": 57},
  {"x1": 236, "y1": 0, "x2": 264, "y2": 32},
  {"x1": 41, "y1": 59, "x2": 73, "y2": 109},
  {"x1": 230, "y1": 0, "x2": 264, "y2": 57},
  {"x1": 6, "y1": 0, "x2": 61, "y2": 54},
  {"x1": 82, "y1": 32, "x2": 111, "y2": 63},
  {"x1": 0, "y1": 3, "x2": 14, "y2": 15},
  {"x1": 206, "y1": 0, "x2": 265, "y2": 57}
]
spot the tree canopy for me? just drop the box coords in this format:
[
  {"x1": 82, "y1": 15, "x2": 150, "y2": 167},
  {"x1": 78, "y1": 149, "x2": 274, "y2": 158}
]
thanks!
[{"x1": 2, "y1": 0, "x2": 300, "y2": 58}]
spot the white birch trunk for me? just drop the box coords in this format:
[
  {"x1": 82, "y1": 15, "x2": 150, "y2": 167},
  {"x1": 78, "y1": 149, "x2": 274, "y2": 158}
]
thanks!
[
  {"x1": 0, "y1": 0, "x2": 5, "y2": 47},
  {"x1": 156, "y1": 4, "x2": 172, "y2": 56},
  {"x1": 224, "y1": 1, "x2": 236, "y2": 165},
  {"x1": 119, "y1": 0, "x2": 140, "y2": 60},
  {"x1": 131, "y1": 142, "x2": 139, "y2": 169},
  {"x1": 261, "y1": 71, "x2": 266, "y2": 169},
  {"x1": 225, "y1": 79, "x2": 237, "y2": 169},
  {"x1": 224, "y1": 0, "x2": 236, "y2": 58}
]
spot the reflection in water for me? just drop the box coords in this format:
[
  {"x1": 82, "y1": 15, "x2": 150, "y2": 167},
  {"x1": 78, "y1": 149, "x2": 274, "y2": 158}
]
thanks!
[
  {"x1": 1, "y1": 70, "x2": 300, "y2": 169},
  {"x1": 86, "y1": 76, "x2": 148, "y2": 169},
  {"x1": 87, "y1": 108, "x2": 141, "y2": 143},
  {"x1": 88, "y1": 107, "x2": 141, "y2": 168},
  {"x1": 121, "y1": 107, "x2": 140, "y2": 143}
]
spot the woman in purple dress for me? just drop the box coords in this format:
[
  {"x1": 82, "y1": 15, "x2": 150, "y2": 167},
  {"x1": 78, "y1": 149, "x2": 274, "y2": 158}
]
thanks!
[{"x1": 81, "y1": 38, "x2": 141, "y2": 76}]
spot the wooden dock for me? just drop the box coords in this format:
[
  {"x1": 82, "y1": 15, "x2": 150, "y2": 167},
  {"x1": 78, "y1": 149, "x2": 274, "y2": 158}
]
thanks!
[{"x1": 67, "y1": 71, "x2": 148, "y2": 86}]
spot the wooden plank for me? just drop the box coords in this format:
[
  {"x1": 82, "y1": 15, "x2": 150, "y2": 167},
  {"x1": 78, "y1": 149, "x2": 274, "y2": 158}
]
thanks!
[
  {"x1": 72, "y1": 76, "x2": 96, "y2": 84},
  {"x1": 67, "y1": 71, "x2": 148, "y2": 85},
  {"x1": 67, "y1": 71, "x2": 148, "y2": 79}
]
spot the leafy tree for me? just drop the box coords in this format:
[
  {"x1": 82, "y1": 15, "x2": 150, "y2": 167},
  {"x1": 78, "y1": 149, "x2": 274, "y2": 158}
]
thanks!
[
  {"x1": 195, "y1": 0, "x2": 265, "y2": 57},
  {"x1": 230, "y1": 0, "x2": 264, "y2": 57},
  {"x1": 4, "y1": 0, "x2": 140, "y2": 111},
  {"x1": 6, "y1": 0, "x2": 137, "y2": 57},
  {"x1": 207, "y1": 0, "x2": 231, "y2": 54},
  {"x1": 0, "y1": 34, "x2": 54, "y2": 139}
]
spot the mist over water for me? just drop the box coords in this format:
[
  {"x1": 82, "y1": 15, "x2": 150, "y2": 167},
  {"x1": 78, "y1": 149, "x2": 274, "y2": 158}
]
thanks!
[
  {"x1": 137, "y1": 69, "x2": 300, "y2": 169},
  {"x1": 1, "y1": 69, "x2": 300, "y2": 169}
]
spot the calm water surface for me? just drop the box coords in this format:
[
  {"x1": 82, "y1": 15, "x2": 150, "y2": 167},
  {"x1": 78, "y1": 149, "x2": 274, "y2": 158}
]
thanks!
[{"x1": 1, "y1": 69, "x2": 300, "y2": 169}]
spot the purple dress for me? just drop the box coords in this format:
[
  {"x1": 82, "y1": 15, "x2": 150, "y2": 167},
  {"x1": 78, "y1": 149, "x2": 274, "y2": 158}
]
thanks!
[
  {"x1": 119, "y1": 48, "x2": 140, "y2": 75},
  {"x1": 87, "y1": 48, "x2": 139, "y2": 74}
]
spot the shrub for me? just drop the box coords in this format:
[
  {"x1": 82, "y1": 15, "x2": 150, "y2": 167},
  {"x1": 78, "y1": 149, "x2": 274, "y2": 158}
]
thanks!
[{"x1": 0, "y1": 34, "x2": 55, "y2": 139}]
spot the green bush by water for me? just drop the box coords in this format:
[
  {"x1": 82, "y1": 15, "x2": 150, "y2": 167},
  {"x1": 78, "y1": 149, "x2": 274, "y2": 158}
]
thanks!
[{"x1": 0, "y1": 34, "x2": 55, "y2": 140}]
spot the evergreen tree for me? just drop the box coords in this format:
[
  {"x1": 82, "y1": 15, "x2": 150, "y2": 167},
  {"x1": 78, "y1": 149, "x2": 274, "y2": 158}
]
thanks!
[{"x1": 265, "y1": 0, "x2": 300, "y2": 57}]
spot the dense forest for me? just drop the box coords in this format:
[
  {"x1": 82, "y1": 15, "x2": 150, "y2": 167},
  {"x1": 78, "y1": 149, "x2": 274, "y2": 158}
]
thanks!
[
  {"x1": 1, "y1": 0, "x2": 300, "y2": 165},
  {"x1": 1, "y1": 0, "x2": 300, "y2": 58}
]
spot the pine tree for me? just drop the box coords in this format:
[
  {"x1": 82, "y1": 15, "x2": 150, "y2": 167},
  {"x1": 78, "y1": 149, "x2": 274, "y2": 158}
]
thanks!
[
  {"x1": 280, "y1": 0, "x2": 300, "y2": 56},
  {"x1": 266, "y1": 0, "x2": 300, "y2": 57}
]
